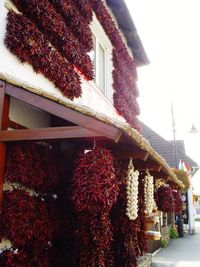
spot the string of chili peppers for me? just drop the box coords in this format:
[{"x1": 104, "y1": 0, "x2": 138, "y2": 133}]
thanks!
[
  {"x1": 0, "y1": 245, "x2": 55, "y2": 267},
  {"x1": 0, "y1": 141, "x2": 67, "y2": 266},
  {"x1": 154, "y1": 185, "x2": 175, "y2": 213},
  {"x1": 0, "y1": 189, "x2": 54, "y2": 248},
  {"x1": 49, "y1": 0, "x2": 93, "y2": 52},
  {"x1": 173, "y1": 190, "x2": 182, "y2": 213},
  {"x1": 5, "y1": 11, "x2": 82, "y2": 99},
  {"x1": 91, "y1": 0, "x2": 141, "y2": 131},
  {"x1": 11, "y1": 0, "x2": 93, "y2": 80},
  {"x1": 71, "y1": 146, "x2": 119, "y2": 267},
  {"x1": 5, "y1": 142, "x2": 59, "y2": 193},
  {"x1": 73, "y1": 0, "x2": 93, "y2": 23}
]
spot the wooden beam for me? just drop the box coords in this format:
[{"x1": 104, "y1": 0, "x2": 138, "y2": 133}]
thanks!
[
  {"x1": 8, "y1": 120, "x2": 27, "y2": 129},
  {"x1": 112, "y1": 147, "x2": 149, "y2": 161},
  {"x1": 132, "y1": 160, "x2": 162, "y2": 172},
  {"x1": 0, "y1": 81, "x2": 10, "y2": 212},
  {"x1": 5, "y1": 83, "x2": 122, "y2": 142},
  {"x1": 0, "y1": 82, "x2": 10, "y2": 128},
  {"x1": 0, "y1": 143, "x2": 6, "y2": 210},
  {"x1": 0, "y1": 126, "x2": 104, "y2": 141},
  {"x1": 149, "y1": 171, "x2": 168, "y2": 180}
]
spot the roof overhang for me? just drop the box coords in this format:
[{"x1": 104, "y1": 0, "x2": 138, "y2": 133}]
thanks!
[
  {"x1": 106, "y1": 0, "x2": 149, "y2": 66},
  {"x1": 0, "y1": 74, "x2": 184, "y2": 189}
]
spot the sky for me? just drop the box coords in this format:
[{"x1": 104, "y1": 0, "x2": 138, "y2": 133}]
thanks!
[
  {"x1": 125, "y1": 0, "x2": 200, "y2": 192},
  {"x1": 125, "y1": 1, "x2": 200, "y2": 158}
]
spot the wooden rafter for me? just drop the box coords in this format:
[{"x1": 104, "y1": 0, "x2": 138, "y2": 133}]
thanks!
[
  {"x1": 112, "y1": 146, "x2": 149, "y2": 161},
  {"x1": 150, "y1": 171, "x2": 169, "y2": 180},
  {"x1": 138, "y1": 156, "x2": 162, "y2": 172},
  {"x1": 8, "y1": 119, "x2": 27, "y2": 129},
  {"x1": 0, "y1": 81, "x2": 10, "y2": 211},
  {"x1": 5, "y1": 84, "x2": 122, "y2": 142},
  {"x1": 1, "y1": 80, "x2": 174, "y2": 181},
  {"x1": 0, "y1": 126, "x2": 104, "y2": 141},
  {"x1": 133, "y1": 160, "x2": 162, "y2": 172},
  {"x1": 0, "y1": 82, "x2": 9, "y2": 128}
]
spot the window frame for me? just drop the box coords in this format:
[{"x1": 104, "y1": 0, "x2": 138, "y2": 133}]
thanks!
[
  {"x1": 94, "y1": 37, "x2": 107, "y2": 94},
  {"x1": 89, "y1": 14, "x2": 113, "y2": 101}
]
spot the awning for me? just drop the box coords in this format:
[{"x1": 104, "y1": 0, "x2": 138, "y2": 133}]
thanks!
[{"x1": 0, "y1": 72, "x2": 184, "y2": 188}]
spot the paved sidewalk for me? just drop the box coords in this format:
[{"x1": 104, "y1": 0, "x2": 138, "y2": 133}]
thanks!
[{"x1": 152, "y1": 222, "x2": 200, "y2": 267}]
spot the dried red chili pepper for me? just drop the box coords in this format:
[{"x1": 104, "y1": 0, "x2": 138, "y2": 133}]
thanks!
[
  {"x1": 1, "y1": 250, "x2": 31, "y2": 267},
  {"x1": 5, "y1": 12, "x2": 81, "y2": 99},
  {"x1": 71, "y1": 146, "x2": 119, "y2": 214},
  {"x1": 0, "y1": 189, "x2": 54, "y2": 248},
  {"x1": 74, "y1": 0, "x2": 93, "y2": 23},
  {"x1": 173, "y1": 190, "x2": 182, "y2": 213},
  {"x1": 5, "y1": 142, "x2": 59, "y2": 193},
  {"x1": 11, "y1": 0, "x2": 93, "y2": 80},
  {"x1": 154, "y1": 185, "x2": 175, "y2": 212},
  {"x1": 49, "y1": 0, "x2": 93, "y2": 52},
  {"x1": 91, "y1": 0, "x2": 141, "y2": 131},
  {"x1": 1, "y1": 246, "x2": 54, "y2": 267},
  {"x1": 71, "y1": 146, "x2": 119, "y2": 266}
]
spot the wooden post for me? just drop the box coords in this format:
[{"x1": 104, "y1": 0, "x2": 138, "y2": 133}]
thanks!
[
  {"x1": 0, "y1": 81, "x2": 10, "y2": 211},
  {"x1": 163, "y1": 212, "x2": 168, "y2": 227}
]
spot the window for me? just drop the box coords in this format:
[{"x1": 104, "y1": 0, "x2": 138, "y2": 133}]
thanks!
[
  {"x1": 98, "y1": 43, "x2": 105, "y2": 92},
  {"x1": 88, "y1": 35, "x2": 96, "y2": 78},
  {"x1": 89, "y1": 35, "x2": 106, "y2": 93},
  {"x1": 89, "y1": 15, "x2": 113, "y2": 101}
]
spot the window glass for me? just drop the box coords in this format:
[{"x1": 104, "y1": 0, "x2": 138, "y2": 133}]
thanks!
[{"x1": 88, "y1": 34, "x2": 106, "y2": 94}]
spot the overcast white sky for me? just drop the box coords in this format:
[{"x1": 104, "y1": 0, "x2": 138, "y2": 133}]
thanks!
[{"x1": 125, "y1": 0, "x2": 200, "y2": 192}]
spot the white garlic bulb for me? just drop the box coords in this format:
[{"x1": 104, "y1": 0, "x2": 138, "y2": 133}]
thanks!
[
  {"x1": 126, "y1": 158, "x2": 139, "y2": 220},
  {"x1": 144, "y1": 171, "x2": 154, "y2": 215}
]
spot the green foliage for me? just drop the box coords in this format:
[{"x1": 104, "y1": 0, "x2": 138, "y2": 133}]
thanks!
[
  {"x1": 161, "y1": 238, "x2": 169, "y2": 248},
  {"x1": 170, "y1": 226, "x2": 178, "y2": 239}
]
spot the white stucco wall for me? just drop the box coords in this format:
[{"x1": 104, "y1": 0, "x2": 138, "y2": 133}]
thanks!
[
  {"x1": 9, "y1": 98, "x2": 51, "y2": 128},
  {"x1": 0, "y1": 2, "x2": 125, "y2": 123}
]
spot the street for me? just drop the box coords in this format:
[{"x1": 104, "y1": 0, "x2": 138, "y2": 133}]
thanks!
[{"x1": 152, "y1": 222, "x2": 200, "y2": 267}]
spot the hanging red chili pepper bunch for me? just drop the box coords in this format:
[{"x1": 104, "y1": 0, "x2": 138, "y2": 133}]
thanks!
[
  {"x1": 0, "y1": 250, "x2": 31, "y2": 267},
  {"x1": 29, "y1": 244, "x2": 55, "y2": 267},
  {"x1": 11, "y1": 0, "x2": 93, "y2": 80},
  {"x1": 111, "y1": 161, "x2": 146, "y2": 267},
  {"x1": 71, "y1": 213, "x2": 114, "y2": 267},
  {"x1": 91, "y1": 0, "x2": 141, "y2": 131},
  {"x1": 167, "y1": 180, "x2": 182, "y2": 191},
  {"x1": 154, "y1": 185, "x2": 175, "y2": 212},
  {"x1": 173, "y1": 190, "x2": 183, "y2": 213},
  {"x1": 74, "y1": 0, "x2": 93, "y2": 23},
  {"x1": 71, "y1": 146, "x2": 119, "y2": 214},
  {"x1": 1, "y1": 246, "x2": 54, "y2": 267},
  {"x1": 0, "y1": 189, "x2": 54, "y2": 248},
  {"x1": 5, "y1": 12, "x2": 81, "y2": 99},
  {"x1": 92, "y1": 0, "x2": 130, "y2": 55},
  {"x1": 113, "y1": 91, "x2": 141, "y2": 131},
  {"x1": 5, "y1": 142, "x2": 59, "y2": 193},
  {"x1": 112, "y1": 50, "x2": 141, "y2": 131},
  {"x1": 71, "y1": 146, "x2": 119, "y2": 266},
  {"x1": 112, "y1": 68, "x2": 139, "y2": 98},
  {"x1": 49, "y1": 0, "x2": 93, "y2": 52},
  {"x1": 113, "y1": 90, "x2": 140, "y2": 116},
  {"x1": 42, "y1": 194, "x2": 70, "y2": 241}
]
